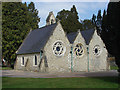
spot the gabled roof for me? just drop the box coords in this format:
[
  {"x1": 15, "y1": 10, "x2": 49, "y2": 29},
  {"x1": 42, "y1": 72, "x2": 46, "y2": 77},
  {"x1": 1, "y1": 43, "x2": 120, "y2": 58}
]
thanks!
[
  {"x1": 67, "y1": 32, "x2": 78, "y2": 44},
  {"x1": 16, "y1": 23, "x2": 57, "y2": 55},
  {"x1": 81, "y1": 29, "x2": 95, "y2": 45},
  {"x1": 67, "y1": 29, "x2": 95, "y2": 45}
]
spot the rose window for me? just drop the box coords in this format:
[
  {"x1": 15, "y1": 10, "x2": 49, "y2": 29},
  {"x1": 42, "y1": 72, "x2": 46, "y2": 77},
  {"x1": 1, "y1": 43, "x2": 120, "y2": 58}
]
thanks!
[
  {"x1": 53, "y1": 41, "x2": 65, "y2": 56},
  {"x1": 74, "y1": 43, "x2": 84, "y2": 56},
  {"x1": 93, "y1": 45, "x2": 101, "y2": 56}
]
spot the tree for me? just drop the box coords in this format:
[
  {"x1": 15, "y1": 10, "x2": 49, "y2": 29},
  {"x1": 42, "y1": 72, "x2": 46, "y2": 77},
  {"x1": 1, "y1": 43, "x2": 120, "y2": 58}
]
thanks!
[
  {"x1": 28, "y1": 2, "x2": 40, "y2": 29},
  {"x1": 101, "y1": 10, "x2": 107, "y2": 29},
  {"x1": 97, "y1": 10, "x2": 102, "y2": 21},
  {"x1": 2, "y1": 2, "x2": 40, "y2": 66},
  {"x1": 56, "y1": 5, "x2": 83, "y2": 33},
  {"x1": 96, "y1": 10, "x2": 102, "y2": 35},
  {"x1": 71, "y1": 5, "x2": 79, "y2": 20},
  {"x1": 101, "y1": 10, "x2": 107, "y2": 38},
  {"x1": 101, "y1": 2, "x2": 120, "y2": 73},
  {"x1": 91, "y1": 14, "x2": 96, "y2": 25},
  {"x1": 81, "y1": 19, "x2": 94, "y2": 30},
  {"x1": 101, "y1": 9, "x2": 108, "y2": 47}
]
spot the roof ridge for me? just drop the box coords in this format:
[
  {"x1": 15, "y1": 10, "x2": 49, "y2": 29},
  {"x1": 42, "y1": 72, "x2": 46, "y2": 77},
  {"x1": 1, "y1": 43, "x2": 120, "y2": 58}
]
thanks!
[{"x1": 32, "y1": 23, "x2": 57, "y2": 31}]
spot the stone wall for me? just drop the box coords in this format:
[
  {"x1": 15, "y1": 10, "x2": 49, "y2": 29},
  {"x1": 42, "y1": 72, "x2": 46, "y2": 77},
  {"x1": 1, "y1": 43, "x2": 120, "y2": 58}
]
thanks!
[
  {"x1": 15, "y1": 53, "x2": 46, "y2": 72},
  {"x1": 72, "y1": 31, "x2": 88, "y2": 72},
  {"x1": 44, "y1": 22, "x2": 71, "y2": 73},
  {"x1": 89, "y1": 30, "x2": 109, "y2": 71}
]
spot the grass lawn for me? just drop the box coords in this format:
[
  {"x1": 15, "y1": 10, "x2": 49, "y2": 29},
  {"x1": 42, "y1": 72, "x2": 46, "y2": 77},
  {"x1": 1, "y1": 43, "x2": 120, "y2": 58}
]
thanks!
[
  {"x1": 0, "y1": 67, "x2": 13, "y2": 70},
  {"x1": 110, "y1": 66, "x2": 118, "y2": 70},
  {"x1": 2, "y1": 77, "x2": 119, "y2": 88}
]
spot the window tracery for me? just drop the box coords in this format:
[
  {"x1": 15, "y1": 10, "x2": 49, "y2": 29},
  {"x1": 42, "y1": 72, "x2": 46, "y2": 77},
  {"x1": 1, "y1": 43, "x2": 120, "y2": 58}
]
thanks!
[
  {"x1": 74, "y1": 43, "x2": 84, "y2": 56},
  {"x1": 93, "y1": 45, "x2": 101, "y2": 56},
  {"x1": 53, "y1": 41, "x2": 65, "y2": 56}
]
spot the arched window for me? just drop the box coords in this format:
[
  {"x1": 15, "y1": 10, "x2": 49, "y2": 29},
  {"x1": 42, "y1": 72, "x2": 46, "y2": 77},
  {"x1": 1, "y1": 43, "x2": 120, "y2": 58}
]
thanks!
[
  {"x1": 21, "y1": 57, "x2": 24, "y2": 66},
  {"x1": 51, "y1": 19, "x2": 54, "y2": 24},
  {"x1": 35, "y1": 55, "x2": 37, "y2": 65}
]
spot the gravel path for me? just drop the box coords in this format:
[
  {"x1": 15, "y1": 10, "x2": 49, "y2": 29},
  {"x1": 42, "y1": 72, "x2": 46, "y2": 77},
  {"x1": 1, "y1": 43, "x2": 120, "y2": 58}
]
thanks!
[{"x1": 1, "y1": 70, "x2": 118, "y2": 78}]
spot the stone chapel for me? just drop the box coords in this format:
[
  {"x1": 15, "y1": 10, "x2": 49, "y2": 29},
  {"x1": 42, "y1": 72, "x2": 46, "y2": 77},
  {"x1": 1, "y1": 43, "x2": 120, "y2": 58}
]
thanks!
[{"x1": 14, "y1": 11, "x2": 109, "y2": 72}]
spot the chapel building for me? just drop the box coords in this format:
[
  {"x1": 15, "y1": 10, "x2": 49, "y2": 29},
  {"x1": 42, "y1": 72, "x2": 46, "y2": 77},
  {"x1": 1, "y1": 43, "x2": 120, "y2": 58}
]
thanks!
[{"x1": 14, "y1": 11, "x2": 109, "y2": 72}]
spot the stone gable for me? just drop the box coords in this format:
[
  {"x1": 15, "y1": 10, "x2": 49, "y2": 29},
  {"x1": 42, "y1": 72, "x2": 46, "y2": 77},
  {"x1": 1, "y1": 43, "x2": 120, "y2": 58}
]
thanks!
[
  {"x1": 89, "y1": 30, "x2": 109, "y2": 71},
  {"x1": 44, "y1": 22, "x2": 71, "y2": 72}
]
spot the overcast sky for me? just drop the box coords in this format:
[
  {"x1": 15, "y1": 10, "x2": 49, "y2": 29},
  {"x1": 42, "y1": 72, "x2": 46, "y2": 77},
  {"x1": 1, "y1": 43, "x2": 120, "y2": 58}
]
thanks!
[{"x1": 22, "y1": 0, "x2": 109, "y2": 27}]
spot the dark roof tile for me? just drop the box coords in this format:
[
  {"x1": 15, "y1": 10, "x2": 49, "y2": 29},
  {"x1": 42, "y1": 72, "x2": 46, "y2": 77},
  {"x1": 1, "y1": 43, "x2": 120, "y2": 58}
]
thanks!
[
  {"x1": 81, "y1": 29, "x2": 95, "y2": 45},
  {"x1": 16, "y1": 23, "x2": 57, "y2": 54},
  {"x1": 67, "y1": 29, "x2": 95, "y2": 45},
  {"x1": 67, "y1": 32, "x2": 78, "y2": 44}
]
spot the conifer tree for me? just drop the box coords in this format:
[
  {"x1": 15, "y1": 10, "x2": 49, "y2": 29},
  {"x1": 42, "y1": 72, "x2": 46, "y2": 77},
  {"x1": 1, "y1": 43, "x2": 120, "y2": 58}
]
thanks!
[
  {"x1": 91, "y1": 14, "x2": 96, "y2": 25},
  {"x1": 28, "y1": 2, "x2": 40, "y2": 29},
  {"x1": 56, "y1": 5, "x2": 83, "y2": 33},
  {"x1": 101, "y1": 9, "x2": 107, "y2": 42},
  {"x1": 96, "y1": 10, "x2": 102, "y2": 35},
  {"x1": 2, "y1": 2, "x2": 40, "y2": 65},
  {"x1": 97, "y1": 10, "x2": 102, "y2": 21},
  {"x1": 71, "y1": 5, "x2": 79, "y2": 20},
  {"x1": 101, "y1": 2, "x2": 120, "y2": 73},
  {"x1": 82, "y1": 19, "x2": 94, "y2": 30}
]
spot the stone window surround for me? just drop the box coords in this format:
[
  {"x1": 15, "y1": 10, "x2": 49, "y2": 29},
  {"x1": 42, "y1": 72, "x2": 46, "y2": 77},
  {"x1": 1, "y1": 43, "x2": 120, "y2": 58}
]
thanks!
[
  {"x1": 74, "y1": 43, "x2": 84, "y2": 57},
  {"x1": 33, "y1": 55, "x2": 38, "y2": 66},
  {"x1": 52, "y1": 40, "x2": 66, "y2": 57},
  {"x1": 21, "y1": 56, "x2": 25, "y2": 66},
  {"x1": 93, "y1": 45, "x2": 101, "y2": 57}
]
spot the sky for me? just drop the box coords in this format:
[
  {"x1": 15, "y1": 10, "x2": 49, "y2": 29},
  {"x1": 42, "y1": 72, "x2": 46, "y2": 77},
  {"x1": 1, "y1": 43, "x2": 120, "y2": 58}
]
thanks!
[{"x1": 22, "y1": 0, "x2": 109, "y2": 28}]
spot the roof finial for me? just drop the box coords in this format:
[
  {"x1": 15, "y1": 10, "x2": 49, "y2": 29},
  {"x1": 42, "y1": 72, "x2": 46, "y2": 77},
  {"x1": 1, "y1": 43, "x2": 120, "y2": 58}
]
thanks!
[
  {"x1": 46, "y1": 11, "x2": 56, "y2": 26},
  {"x1": 77, "y1": 29, "x2": 81, "y2": 33},
  {"x1": 49, "y1": 11, "x2": 53, "y2": 14},
  {"x1": 94, "y1": 27, "x2": 97, "y2": 30}
]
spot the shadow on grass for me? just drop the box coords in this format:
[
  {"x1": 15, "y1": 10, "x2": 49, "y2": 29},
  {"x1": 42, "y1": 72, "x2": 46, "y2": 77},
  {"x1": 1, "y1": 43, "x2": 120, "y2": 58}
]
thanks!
[
  {"x1": 78, "y1": 71, "x2": 120, "y2": 89},
  {"x1": 88, "y1": 76, "x2": 119, "y2": 89}
]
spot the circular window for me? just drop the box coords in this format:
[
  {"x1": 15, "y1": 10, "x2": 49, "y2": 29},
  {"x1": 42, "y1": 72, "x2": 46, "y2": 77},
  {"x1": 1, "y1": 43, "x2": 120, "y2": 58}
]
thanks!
[
  {"x1": 74, "y1": 43, "x2": 84, "y2": 56},
  {"x1": 53, "y1": 41, "x2": 65, "y2": 56},
  {"x1": 93, "y1": 45, "x2": 101, "y2": 56}
]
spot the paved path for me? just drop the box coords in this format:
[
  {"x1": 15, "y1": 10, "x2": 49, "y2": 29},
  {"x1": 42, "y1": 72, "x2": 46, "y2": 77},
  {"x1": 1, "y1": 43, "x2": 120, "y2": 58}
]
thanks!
[{"x1": 0, "y1": 70, "x2": 119, "y2": 78}]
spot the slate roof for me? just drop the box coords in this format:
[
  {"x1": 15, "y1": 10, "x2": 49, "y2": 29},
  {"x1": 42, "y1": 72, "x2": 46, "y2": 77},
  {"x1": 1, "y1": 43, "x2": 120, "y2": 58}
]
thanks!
[
  {"x1": 67, "y1": 32, "x2": 78, "y2": 44},
  {"x1": 16, "y1": 23, "x2": 57, "y2": 55},
  {"x1": 17, "y1": 24, "x2": 94, "y2": 55},
  {"x1": 81, "y1": 29, "x2": 95, "y2": 45},
  {"x1": 67, "y1": 29, "x2": 95, "y2": 45}
]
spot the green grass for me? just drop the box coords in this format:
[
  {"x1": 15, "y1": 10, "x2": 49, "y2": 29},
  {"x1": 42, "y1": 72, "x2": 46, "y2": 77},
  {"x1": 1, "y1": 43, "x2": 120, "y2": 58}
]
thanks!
[
  {"x1": 2, "y1": 77, "x2": 119, "y2": 88},
  {"x1": 0, "y1": 67, "x2": 13, "y2": 70},
  {"x1": 110, "y1": 66, "x2": 118, "y2": 70}
]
